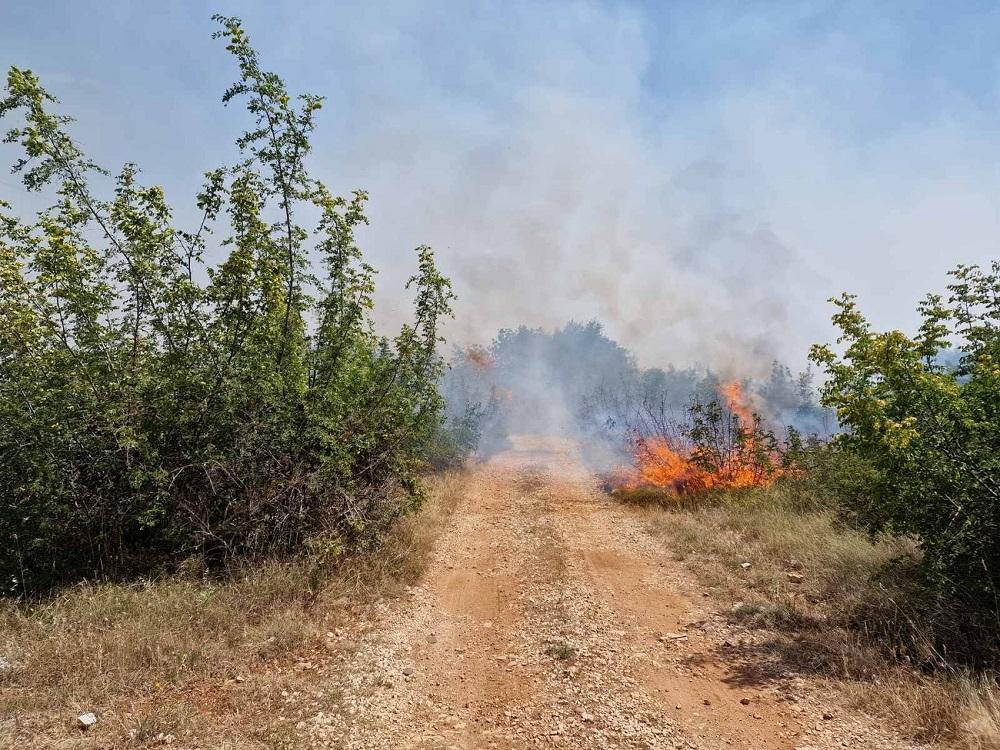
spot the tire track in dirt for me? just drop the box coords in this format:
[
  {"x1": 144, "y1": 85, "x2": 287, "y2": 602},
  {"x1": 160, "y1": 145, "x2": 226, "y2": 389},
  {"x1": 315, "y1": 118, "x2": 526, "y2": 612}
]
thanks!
[{"x1": 303, "y1": 435, "x2": 923, "y2": 750}]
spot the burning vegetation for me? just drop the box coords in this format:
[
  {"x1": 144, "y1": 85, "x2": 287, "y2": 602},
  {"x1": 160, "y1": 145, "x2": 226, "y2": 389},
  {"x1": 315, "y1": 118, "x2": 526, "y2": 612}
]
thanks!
[
  {"x1": 439, "y1": 322, "x2": 826, "y2": 495},
  {"x1": 464, "y1": 345, "x2": 495, "y2": 371},
  {"x1": 609, "y1": 381, "x2": 788, "y2": 498}
]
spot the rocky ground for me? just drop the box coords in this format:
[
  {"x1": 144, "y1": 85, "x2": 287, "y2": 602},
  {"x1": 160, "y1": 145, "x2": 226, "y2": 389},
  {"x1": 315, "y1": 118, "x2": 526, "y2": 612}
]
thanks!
[{"x1": 281, "y1": 435, "x2": 925, "y2": 750}]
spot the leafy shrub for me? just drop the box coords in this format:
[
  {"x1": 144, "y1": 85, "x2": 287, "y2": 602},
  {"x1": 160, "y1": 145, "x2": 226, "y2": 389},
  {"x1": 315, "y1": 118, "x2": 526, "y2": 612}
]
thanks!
[
  {"x1": 686, "y1": 396, "x2": 785, "y2": 487},
  {"x1": 422, "y1": 402, "x2": 486, "y2": 470},
  {"x1": 811, "y1": 262, "x2": 1000, "y2": 602},
  {"x1": 780, "y1": 435, "x2": 881, "y2": 513},
  {"x1": 0, "y1": 17, "x2": 454, "y2": 594}
]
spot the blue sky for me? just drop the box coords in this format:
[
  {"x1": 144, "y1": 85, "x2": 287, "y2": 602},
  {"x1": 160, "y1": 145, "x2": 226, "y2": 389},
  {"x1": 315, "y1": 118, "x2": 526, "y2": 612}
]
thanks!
[{"x1": 3, "y1": 1, "x2": 999, "y2": 370}]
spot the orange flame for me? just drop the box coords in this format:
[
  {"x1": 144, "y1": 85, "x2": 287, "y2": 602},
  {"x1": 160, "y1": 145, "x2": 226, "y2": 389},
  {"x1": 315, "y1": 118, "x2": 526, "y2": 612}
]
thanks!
[
  {"x1": 464, "y1": 345, "x2": 494, "y2": 370},
  {"x1": 618, "y1": 437, "x2": 714, "y2": 494},
  {"x1": 611, "y1": 380, "x2": 781, "y2": 497},
  {"x1": 719, "y1": 380, "x2": 753, "y2": 426}
]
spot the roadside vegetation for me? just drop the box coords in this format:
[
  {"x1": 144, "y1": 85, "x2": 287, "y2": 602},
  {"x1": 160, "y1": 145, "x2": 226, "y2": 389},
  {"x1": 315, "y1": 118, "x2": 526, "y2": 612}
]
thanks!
[
  {"x1": 638, "y1": 479, "x2": 998, "y2": 747},
  {"x1": 0, "y1": 471, "x2": 466, "y2": 748},
  {"x1": 617, "y1": 261, "x2": 1000, "y2": 748},
  {"x1": 0, "y1": 16, "x2": 472, "y2": 597},
  {"x1": 0, "y1": 19, "x2": 474, "y2": 745}
]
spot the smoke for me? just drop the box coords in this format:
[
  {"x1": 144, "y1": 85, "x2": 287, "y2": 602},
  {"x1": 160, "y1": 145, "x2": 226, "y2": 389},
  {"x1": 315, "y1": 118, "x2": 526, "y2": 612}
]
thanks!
[
  {"x1": 297, "y1": 1, "x2": 816, "y2": 376},
  {"x1": 4, "y1": 3, "x2": 998, "y2": 377},
  {"x1": 439, "y1": 322, "x2": 835, "y2": 472},
  {"x1": 280, "y1": 1, "x2": 999, "y2": 378}
]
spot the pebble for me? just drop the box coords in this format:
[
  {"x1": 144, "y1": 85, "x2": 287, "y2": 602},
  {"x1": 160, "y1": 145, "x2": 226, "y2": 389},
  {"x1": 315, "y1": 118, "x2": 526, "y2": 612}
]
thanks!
[{"x1": 76, "y1": 712, "x2": 98, "y2": 731}]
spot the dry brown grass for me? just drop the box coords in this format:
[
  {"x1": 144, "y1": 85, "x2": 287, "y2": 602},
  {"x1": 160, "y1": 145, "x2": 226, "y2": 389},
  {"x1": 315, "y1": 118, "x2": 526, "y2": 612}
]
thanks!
[
  {"x1": 633, "y1": 482, "x2": 1000, "y2": 749},
  {"x1": 0, "y1": 470, "x2": 467, "y2": 749}
]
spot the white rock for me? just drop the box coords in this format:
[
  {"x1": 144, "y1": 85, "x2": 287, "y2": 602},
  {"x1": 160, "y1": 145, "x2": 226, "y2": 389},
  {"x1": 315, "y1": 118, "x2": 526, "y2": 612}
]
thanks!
[{"x1": 77, "y1": 712, "x2": 98, "y2": 730}]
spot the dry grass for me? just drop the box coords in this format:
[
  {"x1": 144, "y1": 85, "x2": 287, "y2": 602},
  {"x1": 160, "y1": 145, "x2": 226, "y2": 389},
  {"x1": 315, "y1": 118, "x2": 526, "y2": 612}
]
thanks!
[
  {"x1": 631, "y1": 482, "x2": 1000, "y2": 749},
  {"x1": 0, "y1": 470, "x2": 467, "y2": 749}
]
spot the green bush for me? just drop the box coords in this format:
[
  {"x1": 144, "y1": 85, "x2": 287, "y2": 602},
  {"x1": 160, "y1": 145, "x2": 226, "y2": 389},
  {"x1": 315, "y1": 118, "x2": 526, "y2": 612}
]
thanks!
[
  {"x1": 811, "y1": 262, "x2": 1000, "y2": 602},
  {"x1": 423, "y1": 402, "x2": 486, "y2": 471},
  {"x1": 780, "y1": 435, "x2": 881, "y2": 514},
  {"x1": 0, "y1": 17, "x2": 454, "y2": 594}
]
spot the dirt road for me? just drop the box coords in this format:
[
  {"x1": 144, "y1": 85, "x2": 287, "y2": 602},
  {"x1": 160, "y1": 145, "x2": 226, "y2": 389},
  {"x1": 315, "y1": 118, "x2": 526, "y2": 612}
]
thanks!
[{"x1": 303, "y1": 436, "x2": 918, "y2": 749}]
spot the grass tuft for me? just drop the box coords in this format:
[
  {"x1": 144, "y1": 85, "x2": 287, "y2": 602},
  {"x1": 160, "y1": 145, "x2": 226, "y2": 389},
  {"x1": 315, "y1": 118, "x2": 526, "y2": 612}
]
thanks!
[
  {"x1": 637, "y1": 479, "x2": 1000, "y2": 748},
  {"x1": 0, "y1": 471, "x2": 467, "y2": 749},
  {"x1": 545, "y1": 641, "x2": 577, "y2": 661}
]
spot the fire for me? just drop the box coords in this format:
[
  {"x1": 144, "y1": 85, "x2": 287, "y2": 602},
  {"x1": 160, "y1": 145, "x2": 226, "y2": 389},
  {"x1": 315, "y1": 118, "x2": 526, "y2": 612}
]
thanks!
[
  {"x1": 620, "y1": 437, "x2": 714, "y2": 494},
  {"x1": 611, "y1": 380, "x2": 781, "y2": 497},
  {"x1": 719, "y1": 380, "x2": 753, "y2": 426},
  {"x1": 464, "y1": 345, "x2": 494, "y2": 371}
]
